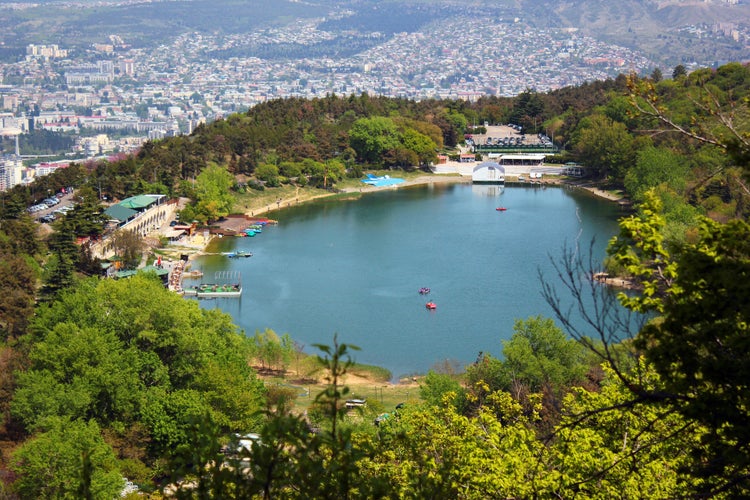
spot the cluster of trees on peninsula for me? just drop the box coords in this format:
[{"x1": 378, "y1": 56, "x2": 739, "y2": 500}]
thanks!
[{"x1": 0, "y1": 62, "x2": 748, "y2": 497}]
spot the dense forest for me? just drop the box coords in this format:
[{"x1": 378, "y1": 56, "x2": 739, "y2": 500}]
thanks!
[{"x1": 0, "y1": 62, "x2": 749, "y2": 497}]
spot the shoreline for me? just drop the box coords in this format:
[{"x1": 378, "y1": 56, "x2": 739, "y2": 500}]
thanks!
[
  {"x1": 241, "y1": 174, "x2": 471, "y2": 219},
  {"x1": 240, "y1": 173, "x2": 626, "y2": 220},
  {"x1": 162, "y1": 173, "x2": 628, "y2": 263}
]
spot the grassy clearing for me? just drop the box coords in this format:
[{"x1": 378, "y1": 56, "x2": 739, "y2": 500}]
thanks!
[
  {"x1": 342, "y1": 384, "x2": 416, "y2": 413},
  {"x1": 348, "y1": 363, "x2": 392, "y2": 383},
  {"x1": 232, "y1": 184, "x2": 303, "y2": 215},
  {"x1": 260, "y1": 351, "x2": 420, "y2": 416},
  {"x1": 231, "y1": 169, "x2": 450, "y2": 216},
  {"x1": 284, "y1": 355, "x2": 392, "y2": 386},
  {"x1": 284, "y1": 379, "x2": 419, "y2": 416}
]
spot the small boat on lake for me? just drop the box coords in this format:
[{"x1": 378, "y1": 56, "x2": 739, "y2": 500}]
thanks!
[
  {"x1": 419, "y1": 287, "x2": 431, "y2": 295},
  {"x1": 496, "y1": 207, "x2": 507, "y2": 211},
  {"x1": 425, "y1": 302, "x2": 437, "y2": 310},
  {"x1": 224, "y1": 251, "x2": 253, "y2": 258},
  {"x1": 248, "y1": 217, "x2": 276, "y2": 225}
]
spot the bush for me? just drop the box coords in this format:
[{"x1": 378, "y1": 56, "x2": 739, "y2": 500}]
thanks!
[
  {"x1": 248, "y1": 180, "x2": 265, "y2": 191},
  {"x1": 266, "y1": 385, "x2": 299, "y2": 409}
]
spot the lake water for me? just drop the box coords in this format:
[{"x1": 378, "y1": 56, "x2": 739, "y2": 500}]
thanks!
[{"x1": 189, "y1": 183, "x2": 623, "y2": 379}]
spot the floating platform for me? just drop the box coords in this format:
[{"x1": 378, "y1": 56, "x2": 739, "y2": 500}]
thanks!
[
  {"x1": 184, "y1": 283, "x2": 242, "y2": 298},
  {"x1": 182, "y1": 270, "x2": 243, "y2": 298}
]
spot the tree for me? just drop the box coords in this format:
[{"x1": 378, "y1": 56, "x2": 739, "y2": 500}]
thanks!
[
  {"x1": 251, "y1": 329, "x2": 294, "y2": 373},
  {"x1": 419, "y1": 370, "x2": 467, "y2": 410},
  {"x1": 11, "y1": 417, "x2": 123, "y2": 499},
  {"x1": 509, "y1": 89, "x2": 545, "y2": 132},
  {"x1": 634, "y1": 216, "x2": 750, "y2": 493},
  {"x1": 501, "y1": 316, "x2": 588, "y2": 394},
  {"x1": 65, "y1": 185, "x2": 107, "y2": 239},
  {"x1": 624, "y1": 146, "x2": 689, "y2": 202},
  {"x1": 169, "y1": 337, "x2": 380, "y2": 499},
  {"x1": 551, "y1": 362, "x2": 700, "y2": 498},
  {"x1": 77, "y1": 242, "x2": 103, "y2": 277},
  {"x1": 544, "y1": 190, "x2": 750, "y2": 495},
  {"x1": 607, "y1": 191, "x2": 679, "y2": 314},
  {"x1": 465, "y1": 317, "x2": 589, "y2": 399},
  {"x1": 164, "y1": 414, "x2": 237, "y2": 499},
  {"x1": 444, "y1": 110, "x2": 468, "y2": 143},
  {"x1": 12, "y1": 321, "x2": 142, "y2": 429},
  {"x1": 279, "y1": 161, "x2": 302, "y2": 180},
  {"x1": 672, "y1": 65, "x2": 687, "y2": 79},
  {"x1": 255, "y1": 163, "x2": 280, "y2": 187},
  {"x1": 362, "y1": 393, "x2": 544, "y2": 498},
  {"x1": 571, "y1": 113, "x2": 638, "y2": 181},
  {"x1": 42, "y1": 219, "x2": 79, "y2": 299},
  {"x1": 400, "y1": 128, "x2": 437, "y2": 166},
  {"x1": 626, "y1": 71, "x2": 750, "y2": 195},
  {"x1": 110, "y1": 228, "x2": 145, "y2": 270},
  {"x1": 0, "y1": 214, "x2": 43, "y2": 256},
  {"x1": 0, "y1": 246, "x2": 37, "y2": 339},
  {"x1": 194, "y1": 162, "x2": 235, "y2": 222},
  {"x1": 14, "y1": 275, "x2": 266, "y2": 463},
  {"x1": 349, "y1": 116, "x2": 401, "y2": 165},
  {"x1": 224, "y1": 336, "x2": 372, "y2": 498}
]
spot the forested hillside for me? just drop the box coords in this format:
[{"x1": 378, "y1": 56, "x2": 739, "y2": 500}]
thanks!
[
  {"x1": 0, "y1": 63, "x2": 749, "y2": 497},
  {"x1": 6, "y1": 63, "x2": 744, "y2": 227}
]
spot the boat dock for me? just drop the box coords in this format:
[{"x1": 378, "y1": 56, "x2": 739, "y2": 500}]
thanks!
[
  {"x1": 182, "y1": 283, "x2": 242, "y2": 298},
  {"x1": 181, "y1": 270, "x2": 243, "y2": 298}
]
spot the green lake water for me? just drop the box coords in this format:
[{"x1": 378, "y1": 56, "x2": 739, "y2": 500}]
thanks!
[{"x1": 189, "y1": 183, "x2": 623, "y2": 379}]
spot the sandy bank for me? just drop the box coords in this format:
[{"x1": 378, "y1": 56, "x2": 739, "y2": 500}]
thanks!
[{"x1": 242, "y1": 174, "x2": 469, "y2": 219}]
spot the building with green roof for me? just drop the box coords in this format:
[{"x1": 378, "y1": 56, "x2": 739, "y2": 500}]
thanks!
[
  {"x1": 103, "y1": 194, "x2": 168, "y2": 227},
  {"x1": 119, "y1": 194, "x2": 166, "y2": 210},
  {"x1": 104, "y1": 204, "x2": 139, "y2": 224}
]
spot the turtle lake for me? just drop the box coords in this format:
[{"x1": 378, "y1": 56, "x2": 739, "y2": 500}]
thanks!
[{"x1": 189, "y1": 182, "x2": 623, "y2": 379}]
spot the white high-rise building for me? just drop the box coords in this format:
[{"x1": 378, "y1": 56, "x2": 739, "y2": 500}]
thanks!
[
  {"x1": 26, "y1": 44, "x2": 68, "y2": 59},
  {"x1": 0, "y1": 158, "x2": 24, "y2": 191}
]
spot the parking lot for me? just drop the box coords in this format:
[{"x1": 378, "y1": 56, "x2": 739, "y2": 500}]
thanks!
[
  {"x1": 27, "y1": 189, "x2": 75, "y2": 224},
  {"x1": 469, "y1": 125, "x2": 552, "y2": 147}
]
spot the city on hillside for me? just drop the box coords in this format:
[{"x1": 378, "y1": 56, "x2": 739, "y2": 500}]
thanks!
[{"x1": 1, "y1": 2, "x2": 748, "y2": 191}]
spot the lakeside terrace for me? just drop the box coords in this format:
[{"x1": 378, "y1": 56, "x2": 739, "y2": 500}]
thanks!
[{"x1": 431, "y1": 158, "x2": 565, "y2": 179}]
